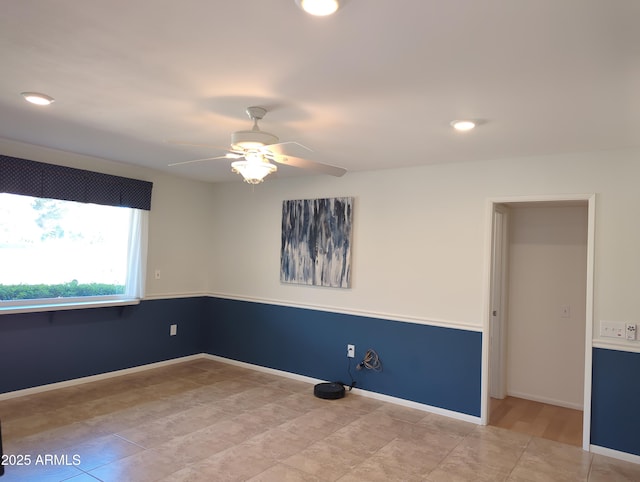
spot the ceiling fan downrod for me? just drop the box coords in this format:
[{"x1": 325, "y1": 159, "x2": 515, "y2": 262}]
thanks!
[{"x1": 246, "y1": 106, "x2": 267, "y2": 131}]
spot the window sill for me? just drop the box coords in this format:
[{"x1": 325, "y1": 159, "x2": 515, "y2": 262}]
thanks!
[{"x1": 0, "y1": 298, "x2": 141, "y2": 316}]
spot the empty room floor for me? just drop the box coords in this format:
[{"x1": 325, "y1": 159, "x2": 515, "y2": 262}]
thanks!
[{"x1": 1, "y1": 359, "x2": 639, "y2": 481}]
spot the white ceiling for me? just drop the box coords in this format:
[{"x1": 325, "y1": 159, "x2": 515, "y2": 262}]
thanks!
[{"x1": 1, "y1": 1, "x2": 639, "y2": 183}]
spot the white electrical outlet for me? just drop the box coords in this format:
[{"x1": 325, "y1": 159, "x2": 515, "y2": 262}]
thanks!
[
  {"x1": 626, "y1": 323, "x2": 637, "y2": 341},
  {"x1": 347, "y1": 344, "x2": 355, "y2": 358},
  {"x1": 170, "y1": 324, "x2": 177, "y2": 336}
]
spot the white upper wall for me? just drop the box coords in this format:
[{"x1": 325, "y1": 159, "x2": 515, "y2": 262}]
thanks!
[{"x1": 207, "y1": 147, "x2": 640, "y2": 345}]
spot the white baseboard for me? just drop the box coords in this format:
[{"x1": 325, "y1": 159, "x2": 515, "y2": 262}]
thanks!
[
  {"x1": 203, "y1": 354, "x2": 326, "y2": 386},
  {"x1": 349, "y1": 385, "x2": 482, "y2": 424},
  {"x1": 507, "y1": 390, "x2": 583, "y2": 410},
  {"x1": 203, "y1": 354, "x2": 482, "y2": 425},
  {"x1": 591, "y1": 445, "x2": 640, "y2": 465},
  {"x1": 0, "y1": 354, "x2": 204, "y2": 401}
]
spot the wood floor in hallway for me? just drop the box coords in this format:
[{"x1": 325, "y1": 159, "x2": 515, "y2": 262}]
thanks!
[{"x1": 490, "y1": 396, "x2": 583, "y2": 447}]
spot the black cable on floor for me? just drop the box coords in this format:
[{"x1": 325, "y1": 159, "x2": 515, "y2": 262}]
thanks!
[{"x1": 346, "y1": 357, "x2": 356, "y2": 390}]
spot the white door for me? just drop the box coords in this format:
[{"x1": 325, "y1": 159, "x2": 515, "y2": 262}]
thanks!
[{"x1": 490, "y1": 205, "x2": 508, "y2": 399}]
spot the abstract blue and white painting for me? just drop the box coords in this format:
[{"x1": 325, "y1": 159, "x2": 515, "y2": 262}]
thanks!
[{"x1": 281, "y1": 197, "x2": 353, "y2": 288}]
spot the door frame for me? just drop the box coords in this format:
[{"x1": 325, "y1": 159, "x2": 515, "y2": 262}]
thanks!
[{"x1": 481, "y1": 193, "x2": 596, "y2": 451}]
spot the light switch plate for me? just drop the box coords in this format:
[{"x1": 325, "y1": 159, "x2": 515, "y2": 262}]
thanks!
[{"x1": 600, "y1": 321, "x2": 625, "y2": 338}]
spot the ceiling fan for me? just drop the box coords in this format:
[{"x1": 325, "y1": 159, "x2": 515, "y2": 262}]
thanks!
[{"x1": 168, "y1": 106, "x2": 346, "y2": 184}]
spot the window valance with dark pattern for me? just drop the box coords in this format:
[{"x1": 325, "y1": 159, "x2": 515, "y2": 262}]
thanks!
[{"x1": 0, "y1": 154, "x2": 153, "y2": 210}]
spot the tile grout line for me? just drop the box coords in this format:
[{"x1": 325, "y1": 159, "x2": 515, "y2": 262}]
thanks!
[
  {"x1": 505, "y1": 436, "x2": 533, "y2": 480},
  {"x1": 111, "y1": 432, "x2": 148, "y2": 450},
  {"x1": 586, "y1": 451, "x2": 595, "y2": 481},
  {"x1": 425, "y1": 421, "x2": 476, "y2": 478}
]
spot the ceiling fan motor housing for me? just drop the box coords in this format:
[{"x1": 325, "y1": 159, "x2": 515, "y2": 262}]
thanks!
[{"x1": 231, "y1": 129, "x2": 279, "y2": 150}]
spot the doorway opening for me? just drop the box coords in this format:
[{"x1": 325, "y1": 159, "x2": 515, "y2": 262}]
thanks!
[{"x1": 484, "y1": 195, "x2": 595, "y2": 451}]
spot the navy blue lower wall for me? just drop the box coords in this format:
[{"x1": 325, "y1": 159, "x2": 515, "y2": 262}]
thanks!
[
  {"x1": 205, "y1": 297, "x2": 482, "y2": 417},
  {"x1": 0, "y1": 298, "x2": 207, "y2": 394},
  {"x1": 6, "y1": 295, "x2": 640, "y2": 457},
  {"x1": 592, "y1": 347, "x2": 640, "y2": 456},
  {"x1": 0, "y1": 296, "x2": 483, "y2": 418}
]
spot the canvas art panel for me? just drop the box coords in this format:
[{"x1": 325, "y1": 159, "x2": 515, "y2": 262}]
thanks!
[{"x1": 281, "y1": 197, "x2": 353, "y2": 288}]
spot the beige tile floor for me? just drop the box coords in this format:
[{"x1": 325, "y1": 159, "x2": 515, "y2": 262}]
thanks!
[{"x1": 1, "y1": 358, "x2": 639, "y2": 481}]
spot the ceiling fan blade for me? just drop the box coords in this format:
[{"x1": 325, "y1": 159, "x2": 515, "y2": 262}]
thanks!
[
  {"x1": 273, "y1": 154, "x2": 346, "y2": 177},
  {"x1": 265, "y1": 141, "x2": 313, "y2": 157},
  {"x1": 168, "y1": 155, "x2": 230, "y2": 167}
]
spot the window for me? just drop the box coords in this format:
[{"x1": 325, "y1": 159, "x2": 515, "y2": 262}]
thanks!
[
  {"x1": 0, "y1": 154, "x2": 152, "y2": 313},
  {"x1": 0, "y1": 193, "x2": 148, "y2": 311}
]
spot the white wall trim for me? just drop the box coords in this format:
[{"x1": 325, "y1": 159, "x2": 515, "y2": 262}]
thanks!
[
  {"x1": 112, "y1": 292, "x2": 482, "y2": 333},
  {"x1": 592, "y1": 340, "x2": 640, "y2": 354},
  {"x1": 480, "y1": 199, "x2": 494, "y2": 425},
  {"x1": 0, "y1": 354, "x2": 203, "y2": 401},
  {"x1": 590, "y1": 445, "x2": 640, "y2": 465},
  {"x1": 203, "y1": 354, "x2": 326, "y2": 385},
  {"x1": 583, "y1": 194, "x2": 596, "y2": 451},
  {"x1": 143, "y1": 292, "x2": 209, "y2": 301},
  {"x1": 506, "y1": 390, "x2": 583, "y2": 411},
  {"x1": 350, "y1": 386, "x2": 482, "y2": 424},
  {"x1": 488, "y1": 193, "x2": 596, "y2": 204},
  {"x1": 0, "y1": 291, "x2": 490, "y2": 335},
  {"x1": 206, "y1": 292, "x2": 482, "y2": 332},
  {"x1": 0, "y1": 298, "x2": 140, "y2": 316},
  {"x1": 203, "y1": 354, "x2": 482, "y2": 424}
]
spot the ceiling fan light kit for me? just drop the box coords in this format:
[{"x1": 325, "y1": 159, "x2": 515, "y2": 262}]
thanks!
[
  {"x1": 231, "y1": 158, "x2": 278, "y2": 184},
  {"x1": 296, "y1": 0, "x2": 340, "y2": 16},
  {"x1": 229, "y1": 106, "x2": 279, "y2": 183}
]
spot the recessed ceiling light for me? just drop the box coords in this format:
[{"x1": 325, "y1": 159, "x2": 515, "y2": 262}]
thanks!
[
  {"x1": 21, "y1": 92, "x2": 55, "y2": 106},
  {"x1": 450, "y1": 120, "x2": 476, "y2": 131},
  {"x1": 295, "y1": 0, "x2": 340, "y2": 16}
]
